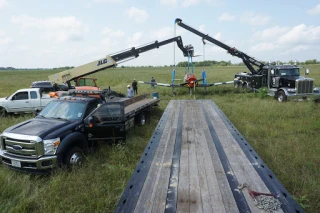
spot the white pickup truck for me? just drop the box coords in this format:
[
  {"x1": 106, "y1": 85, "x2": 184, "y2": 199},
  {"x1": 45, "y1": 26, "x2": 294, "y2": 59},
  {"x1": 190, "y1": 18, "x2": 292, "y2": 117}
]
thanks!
[{"x1": 0, "y1": 88, "x2": 53, "y2": 117}]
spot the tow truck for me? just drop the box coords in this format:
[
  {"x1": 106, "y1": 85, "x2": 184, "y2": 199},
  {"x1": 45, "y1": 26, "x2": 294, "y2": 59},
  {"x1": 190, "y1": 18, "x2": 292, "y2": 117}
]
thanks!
[
  {"x1": 0, "y1": 90, "x2": 160, "y2": 173},
  {"x1": 175, "y1": 18, "x2": 320, "y2": 102},
  {"x1": 0, "y1": 37, "x2": 194, "y2": 173}
]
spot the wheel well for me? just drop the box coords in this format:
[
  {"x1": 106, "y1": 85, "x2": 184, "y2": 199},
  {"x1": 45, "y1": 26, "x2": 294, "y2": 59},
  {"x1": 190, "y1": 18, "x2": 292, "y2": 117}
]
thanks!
[
  {"x1": 56, "y1": 133, "x2": 88, "y2": 155},
  {"x1": 0, "y1": 106, "x2": 8, "y2": 111}
]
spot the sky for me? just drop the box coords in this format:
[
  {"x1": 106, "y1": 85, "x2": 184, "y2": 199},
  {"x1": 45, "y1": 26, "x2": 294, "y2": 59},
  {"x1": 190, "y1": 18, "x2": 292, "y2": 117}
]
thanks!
[{"x1": 1, "y1": 0, "x2": 320, "y2": 68}]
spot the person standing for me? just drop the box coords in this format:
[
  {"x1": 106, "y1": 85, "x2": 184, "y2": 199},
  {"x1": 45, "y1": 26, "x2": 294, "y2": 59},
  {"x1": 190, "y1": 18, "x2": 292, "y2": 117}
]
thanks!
[
  {"x1": 132, "y1": 79, "x2": 138, "y2": 95},
  {"x1": 127, "y1": 85, "x2": 134, "y2": 98},
  {"x1": 151, "y1": 77, "x2": 156, "y2": 89}
]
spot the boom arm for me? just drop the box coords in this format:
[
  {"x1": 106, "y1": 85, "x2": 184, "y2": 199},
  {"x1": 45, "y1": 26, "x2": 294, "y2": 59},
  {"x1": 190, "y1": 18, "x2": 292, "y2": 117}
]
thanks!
[
  {"x1": 175, "y1": 18, "x2": 265, "y2": 74},
  {"x1": 48, "y1": 36, "x2": 193, "y2": 88}
]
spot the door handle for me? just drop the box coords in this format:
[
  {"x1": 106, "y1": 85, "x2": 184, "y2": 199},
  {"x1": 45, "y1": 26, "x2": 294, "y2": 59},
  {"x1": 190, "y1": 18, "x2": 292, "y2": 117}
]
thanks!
[{"x1": 25, "y1": 101, "x2": 29, "y2": 103}]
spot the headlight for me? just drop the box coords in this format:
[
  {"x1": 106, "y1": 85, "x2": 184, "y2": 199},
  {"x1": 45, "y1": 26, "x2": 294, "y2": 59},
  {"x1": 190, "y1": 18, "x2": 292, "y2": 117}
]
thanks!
[
  {"x1": 287, "y1": 88, "x2": 296, "y2": 92},
  {"x1": 43, "y1": 137, "x2": 60, "y2": 155}
]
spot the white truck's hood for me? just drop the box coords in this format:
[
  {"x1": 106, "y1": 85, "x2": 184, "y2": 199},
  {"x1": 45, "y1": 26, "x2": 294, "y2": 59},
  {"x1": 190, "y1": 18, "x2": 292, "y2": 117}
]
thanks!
[{"x1": 0, "y1": 97, "x2": 8, "y2": 105}]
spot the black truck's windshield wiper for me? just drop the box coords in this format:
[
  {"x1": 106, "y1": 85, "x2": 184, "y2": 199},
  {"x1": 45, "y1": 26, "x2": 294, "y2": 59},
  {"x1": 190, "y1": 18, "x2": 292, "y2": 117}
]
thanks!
[{"x1": 50, "y1": 117, "x2": 69, "y2": 121}]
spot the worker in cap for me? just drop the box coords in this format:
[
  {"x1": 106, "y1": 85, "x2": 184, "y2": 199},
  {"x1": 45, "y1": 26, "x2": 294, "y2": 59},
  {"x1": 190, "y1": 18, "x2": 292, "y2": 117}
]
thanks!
[
  {"x1": 132, "y1": 79, "x2": 138, "y2": 95},
  {"x1": 127, "y1": 84, "x2": 134, "y2": 98}
]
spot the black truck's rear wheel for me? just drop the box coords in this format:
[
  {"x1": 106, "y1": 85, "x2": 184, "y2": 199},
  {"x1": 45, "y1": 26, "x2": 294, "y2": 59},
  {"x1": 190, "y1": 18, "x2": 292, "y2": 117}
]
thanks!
[
  {"x1": 277, "y1": 91, "x2": 287, "y2": 102},
  {"x1": 64, "y1": 147, "x2": 85, "y2": 167},
  {"x1": 138, "y1": 113, "x2": 146, "y2": 125}
]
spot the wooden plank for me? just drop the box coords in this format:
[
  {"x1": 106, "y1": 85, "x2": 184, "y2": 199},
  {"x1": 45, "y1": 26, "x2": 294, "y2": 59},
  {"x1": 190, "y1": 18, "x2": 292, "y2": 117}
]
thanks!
[
  {"x1": 188, "y1": 106, "x2": 201, "y2": 213},
  {"x1": 177, "y1": 101, "x2": 191, "y2": 213},
  {"x1": 151, "y1": 128, "x2": 177, "y2": 212},
  {"x1": 134, "y1": 101, "x2": 180, "y2": 212},
  {"x1": 192, "y1": 101, "x2": 228, "y2": 213},
  {"x1": 196, "y1": 101, "x2": 238, "y2": 213},
  {"x1": 151, "y1": 101, "x2": 181, "y2": 212},
  {"x1": 133, "y1": 101, "x2": 176, "y2": 212},
  {"x1": 203, "y1": 101, "x2": 284, "y2": 213}
]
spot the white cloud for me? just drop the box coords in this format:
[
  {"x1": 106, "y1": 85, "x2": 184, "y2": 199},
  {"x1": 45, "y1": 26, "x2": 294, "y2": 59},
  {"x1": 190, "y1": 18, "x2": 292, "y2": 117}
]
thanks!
[
  {"x1": 253, "y1": 26, "x2": 290, "y2": 41},
  {"x1": 277, "y1": 24, "x2": 320, "y2": 45},
  {"x1": 102, "y1": 27, "x2": 125, "y2": 37},
  {"x1": 199, "y1": 25, "x2": 205, "y2": 33},
  {"x1": 241, "y1": 12, "x2": 270, "y2": 26},
  {"x1": 11, "y1": 15, "x2": 88, "y2": 42},
  {"x1": 0, "y1": 31, "x2": 13, "y2": 45},
  {"x1": 127, "y1": 32, "x2": 143, "y2": 46},
  {"x1": 150, "y1": 26, "x2": 184, "y2": 40},
  {"x1": 307, "y1": 4, "x2": 320, "y2": 15},
  {"x1": 126, "y1": 7, "x2": 148, "y2": 23},
  {"x1": 182, "y1": 0, "x2": 201, "y2": 7},
  {"x1": 250, "y1": 24, "x2": 320, "y2": 55},
  {"x1": 92, "y1": 0, "x2": 123, "y2": 3},
  {"x1": 218, "y1": 12, "x2": 235, "y2": 22},
  {"x1": 181, "y1": 0, "x2": 224, "y2": 8},
  {"x1": 250, "y1": 42, "x2": 277, "y2": 52},
  {"x1": 213, "y1": 32, "x2": 221, "y2": 40},
  {"x1": 160, "y1": 0, "x2": 178, "y2": 8},
  {"x1": 0, "y1": 0, "x2": 9, "y2": 9},
  {"x1": 0, "y1": 36, "x2": 13, "y2": 45}
]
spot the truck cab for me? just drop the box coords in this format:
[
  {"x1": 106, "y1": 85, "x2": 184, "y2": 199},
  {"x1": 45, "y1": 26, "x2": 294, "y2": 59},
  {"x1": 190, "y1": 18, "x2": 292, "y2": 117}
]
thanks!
[
  {"x1": 0, "y1": 88, "x2": 53, "y2": 117},
  {"x1": 234, "y1": 64, "x2": 320, "y2": 102},
  {"x1": 0, "y1": 92, "x2": 159, "y2": 173}
]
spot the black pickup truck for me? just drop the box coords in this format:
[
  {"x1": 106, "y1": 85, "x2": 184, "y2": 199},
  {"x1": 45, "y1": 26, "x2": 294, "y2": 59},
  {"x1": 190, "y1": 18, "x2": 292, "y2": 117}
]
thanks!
[{"x1": 0, "y1": 93, "x2": 159, "y2": 173}]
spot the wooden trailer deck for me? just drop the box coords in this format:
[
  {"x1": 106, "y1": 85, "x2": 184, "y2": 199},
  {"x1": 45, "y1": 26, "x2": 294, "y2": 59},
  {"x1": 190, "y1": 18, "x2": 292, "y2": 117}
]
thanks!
[{"x1": 115, "y1": 100, "x2": 303, "y2": 213}]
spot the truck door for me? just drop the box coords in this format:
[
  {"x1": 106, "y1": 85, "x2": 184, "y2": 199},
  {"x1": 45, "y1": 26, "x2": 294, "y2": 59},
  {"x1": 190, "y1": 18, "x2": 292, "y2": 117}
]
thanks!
[
  {"x1": 7, "y1": 91, "x2": 31, "y2": 112},
  {"x1": 84, "y1": 102, "x2": 125, "y2": 141},
  {"x1": 29, "y1": 91, "x2": 42, "y2": 111}
]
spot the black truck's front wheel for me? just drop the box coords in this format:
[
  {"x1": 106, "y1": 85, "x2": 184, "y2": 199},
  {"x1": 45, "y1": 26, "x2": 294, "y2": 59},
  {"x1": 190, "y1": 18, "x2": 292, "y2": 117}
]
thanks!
[
  {"x1": 64, "y1": 147, "x2": 85, "y2": 167},
  {"x1": 277, "y1": 91, "x2": 287, "y2": 102}
]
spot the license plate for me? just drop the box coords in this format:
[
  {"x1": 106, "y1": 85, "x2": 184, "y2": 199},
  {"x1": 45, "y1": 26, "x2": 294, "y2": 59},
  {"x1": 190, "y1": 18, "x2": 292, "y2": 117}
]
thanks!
[{"x1": 11, "y1": 160, "x2": 21, "y2": 168}]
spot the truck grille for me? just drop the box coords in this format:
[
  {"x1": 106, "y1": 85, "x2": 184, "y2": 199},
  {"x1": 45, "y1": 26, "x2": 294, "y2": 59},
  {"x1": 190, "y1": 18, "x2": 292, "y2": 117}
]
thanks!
[
  {"x1": 296, "y1": 79, "x2": 314, "y2": 94},
  {"x1": 3, "y1": 137, "x2": 42, "y2": 158}
]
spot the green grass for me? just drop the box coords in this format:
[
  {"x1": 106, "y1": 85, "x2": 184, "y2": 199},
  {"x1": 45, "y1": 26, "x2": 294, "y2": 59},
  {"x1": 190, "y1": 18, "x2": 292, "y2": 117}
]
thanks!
[{"x1": 0, "y1": 65, "x2": 320, "y2": 212}]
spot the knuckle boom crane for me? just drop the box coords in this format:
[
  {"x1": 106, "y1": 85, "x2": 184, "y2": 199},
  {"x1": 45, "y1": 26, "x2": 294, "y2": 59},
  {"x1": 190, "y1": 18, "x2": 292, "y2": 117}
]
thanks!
[
  {"x1": 175, "y1": 18, "x2": 320, "y2": 102},
  {"x1": 48, "y1": 36, "x2": 194, "y2": 89}
]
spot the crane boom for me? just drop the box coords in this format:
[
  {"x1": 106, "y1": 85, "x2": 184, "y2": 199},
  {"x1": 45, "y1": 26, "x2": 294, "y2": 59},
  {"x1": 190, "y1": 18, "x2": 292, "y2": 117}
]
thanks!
[
  {"x1": 48, "y1": 36, "x2": 193, "y2": 88},
  {"x1": 175, "y1": 18, "x2": 265, "y2": 74}
]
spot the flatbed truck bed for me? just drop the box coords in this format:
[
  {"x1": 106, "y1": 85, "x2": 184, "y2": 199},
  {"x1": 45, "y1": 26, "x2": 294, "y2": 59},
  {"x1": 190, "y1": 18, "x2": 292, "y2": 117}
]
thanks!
[{"x1": 115, "y1": 100, "x2": 303, "y2": 213}]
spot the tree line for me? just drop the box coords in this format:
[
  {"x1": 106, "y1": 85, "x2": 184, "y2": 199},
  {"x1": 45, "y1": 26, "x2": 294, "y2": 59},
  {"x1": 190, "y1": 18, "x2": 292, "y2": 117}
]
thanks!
[{"x1": 1, "y1": 59, "x2": 319, "y2": 70}]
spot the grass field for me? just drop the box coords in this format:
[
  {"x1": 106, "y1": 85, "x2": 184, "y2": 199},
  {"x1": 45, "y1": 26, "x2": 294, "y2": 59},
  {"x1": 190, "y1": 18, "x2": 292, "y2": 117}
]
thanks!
[{"x1": 0, "y1": 65, "x2": 319, "y2": 212}]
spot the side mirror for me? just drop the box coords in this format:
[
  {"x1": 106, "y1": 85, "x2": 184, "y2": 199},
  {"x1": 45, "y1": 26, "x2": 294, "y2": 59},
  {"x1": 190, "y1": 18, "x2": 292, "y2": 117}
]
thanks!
[
  {"x1": 34, "y1": 109, "x2": 41, "y2": 117},
  {"x1": 270, "y1": 69, "x2": 275, "y2": 75},
  {"x1": 85, "y1": 116, "x2": 94, "y2": 127},
  {"x1": 305, "y1": 68, "x2": 310, "y2": 75}
]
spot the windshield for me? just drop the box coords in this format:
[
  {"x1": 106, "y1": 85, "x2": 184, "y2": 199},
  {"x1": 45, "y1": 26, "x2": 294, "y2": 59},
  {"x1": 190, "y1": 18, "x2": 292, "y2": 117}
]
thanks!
[
  {"x1": 39, "y1": 101, "x2": 86, "y2": 121},
  {"x1": 278, "y1": 68, "x2": 300, "y2": 76}
]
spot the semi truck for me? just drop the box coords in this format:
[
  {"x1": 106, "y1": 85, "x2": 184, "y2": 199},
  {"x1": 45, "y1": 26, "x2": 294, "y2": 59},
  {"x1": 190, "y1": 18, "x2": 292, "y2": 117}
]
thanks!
[
  {"x1": 175, "y1": 18, "x2": 320, "y2": 102},
  {"x1": 0, "y1": 90, "x2": 159, "y2": 173}
]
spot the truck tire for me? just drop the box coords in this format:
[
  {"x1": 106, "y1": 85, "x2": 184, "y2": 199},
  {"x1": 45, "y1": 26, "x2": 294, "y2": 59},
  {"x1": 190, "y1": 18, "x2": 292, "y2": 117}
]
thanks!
[
  {"x1": 234, "y1": 82, "x2": 240, "y2": 88},
  {"x1": 64, "y1": 146, "x2": 85, "y2": 167},
  {"x1": 136, "y1": 113, "x2": 146, "y2": 126},
  {"x1": 0, "y1": 107, "x2": 7, "y2": 118},
  {"x1": 242, "y1": 83, "x2": 251, "y2": 92},
  {"x1": 277, "y1": 91, "x2": 287, "y2": 102}
]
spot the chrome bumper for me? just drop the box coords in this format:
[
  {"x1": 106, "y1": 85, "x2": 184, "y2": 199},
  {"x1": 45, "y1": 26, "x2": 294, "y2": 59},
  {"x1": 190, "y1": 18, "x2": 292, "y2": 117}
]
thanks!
[
  {"x1": 0, "y1": 149, "x2": 57, "y2": 170},
  {"x1": 286, "y1": 92, "x2": 320, "y2": 101}
]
